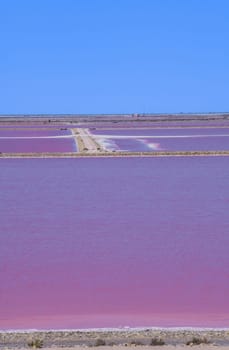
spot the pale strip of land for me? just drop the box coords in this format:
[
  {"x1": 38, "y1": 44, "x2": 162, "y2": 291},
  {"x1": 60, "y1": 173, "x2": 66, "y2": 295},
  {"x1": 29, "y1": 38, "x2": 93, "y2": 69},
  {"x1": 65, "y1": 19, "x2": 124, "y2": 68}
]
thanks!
[
  {"x1": 0, "y1": 135, "x2": 73, "y2": 139},
  {"x1": 93, "y1": 134, "x2": 229, "y2": 139},
  {"x1": 71, "y1": 128, "x2": 106, "y2": 152},
  {"x1": 13, "y1": 346, "x2": 229, "y2": 350},
  {"x1": 94, "y1": 126, "x2": 229, "y2": 130},
  {"x1": 0, "y1": 113, "x2": 228, "y2": 124},
  {"x1": 1, "y1": 328, "x2": 229, "y2": 349},
  {"x1": 0, "y1": 127, "x2": 67, "y2": 131},
  {"x1": 1, "y1": 151, "x2": 229, "y2": 158}
]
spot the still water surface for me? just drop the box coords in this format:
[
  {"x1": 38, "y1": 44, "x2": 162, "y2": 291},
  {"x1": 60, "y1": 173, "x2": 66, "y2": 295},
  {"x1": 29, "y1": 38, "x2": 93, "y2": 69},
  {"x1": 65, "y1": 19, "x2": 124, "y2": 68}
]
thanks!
[
  {"x1": 92, "y1": 128, "x2": 229, "y2": 152},
  {"x1": 0, "y1": 157, "x2": 229, "y2": 329}
]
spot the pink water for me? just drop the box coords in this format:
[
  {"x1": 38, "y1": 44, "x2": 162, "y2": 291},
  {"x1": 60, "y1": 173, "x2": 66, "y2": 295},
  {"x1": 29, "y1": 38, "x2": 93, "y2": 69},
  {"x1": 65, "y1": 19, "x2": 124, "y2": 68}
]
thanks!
[
  {"x1": 0, "y1": 157, "x2": 229, "y2": 329},
  {"x1": 92, "y1": 128, "x2": 229, "y2": 152},
  {"x1": 0, "y1": 129, "x2": 71, "y2": 137},
  {"x1": 0, "y1": 128, "x2": 76, "y2": 153},
  {"x1": 92, "y1": 127, "x2": 229, "y2": 136},
  {"x1": 0, "y1": 138, "x2": 76, "y2": 153}
]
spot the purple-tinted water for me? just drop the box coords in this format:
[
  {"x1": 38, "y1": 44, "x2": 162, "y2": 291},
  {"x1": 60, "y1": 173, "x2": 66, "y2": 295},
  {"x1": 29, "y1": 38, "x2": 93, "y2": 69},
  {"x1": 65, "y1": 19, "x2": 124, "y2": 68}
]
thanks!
[
  {"x1": 0, "y1": 125, "x2": 76, "y2": 129},
  {"x1": 0, "y1": 157, "x2": 229, "y2": 329},
  {"x1": 0, "y1": 128, "x2": 76, "y2": 153},
  {"x1": 92, "y1": 127, "x2": 229, "y2": 137},
  {"x1": 0, "y1": 129, "x2": 72, "y2": 137},
  {"x1": 91, "y1": 128, "x2": 229, "y2": 152},
  {"x1": 89, "y1": 120, "x2": 229, "y2": 128},
  {"x1": 145, "y1": 136, "x2": 229, "y2": 152},
  {"x1": 0, "y1": 138, "x2": 76, "y2": 153},
  {"x1": 97, "y1": 137, "x2": 150, "y2": 152}
]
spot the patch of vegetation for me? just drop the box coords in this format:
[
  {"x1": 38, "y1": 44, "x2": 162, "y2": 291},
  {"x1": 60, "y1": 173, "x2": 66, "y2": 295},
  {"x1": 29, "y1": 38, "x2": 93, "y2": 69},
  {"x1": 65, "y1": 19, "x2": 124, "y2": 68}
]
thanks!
[
  {"x1": 27, "y1": 338, "x2": 43, "y2": 348},
  {"x1": 150, "y1": 337, "x2": 165, "y2": 346},
  {"x1": 186, "y1": 337, "x2": 210, "y2": 346},
  {"x1": 94, "y1": 338, "x2": 106, "y2": 346}
]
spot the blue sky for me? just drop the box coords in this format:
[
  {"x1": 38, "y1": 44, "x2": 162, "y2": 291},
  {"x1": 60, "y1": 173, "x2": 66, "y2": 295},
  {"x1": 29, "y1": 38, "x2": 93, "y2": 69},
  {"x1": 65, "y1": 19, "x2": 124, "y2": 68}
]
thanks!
[{"x1": 1, "y1": 0, "x2": 228, "y2": 114}]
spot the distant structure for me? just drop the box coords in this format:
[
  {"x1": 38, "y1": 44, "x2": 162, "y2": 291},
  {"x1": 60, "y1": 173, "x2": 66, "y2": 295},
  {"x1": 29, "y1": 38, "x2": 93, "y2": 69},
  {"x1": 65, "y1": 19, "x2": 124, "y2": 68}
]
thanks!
[{"x1": 132, "y1": 113, "x2": 140, "y2": 118}]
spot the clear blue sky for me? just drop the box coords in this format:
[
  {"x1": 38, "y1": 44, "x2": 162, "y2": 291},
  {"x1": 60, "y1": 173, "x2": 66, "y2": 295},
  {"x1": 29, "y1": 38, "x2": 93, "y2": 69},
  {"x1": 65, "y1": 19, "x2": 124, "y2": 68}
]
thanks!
[{"x1": 1, "y1": 0, "x2": 228, "y2": 114}]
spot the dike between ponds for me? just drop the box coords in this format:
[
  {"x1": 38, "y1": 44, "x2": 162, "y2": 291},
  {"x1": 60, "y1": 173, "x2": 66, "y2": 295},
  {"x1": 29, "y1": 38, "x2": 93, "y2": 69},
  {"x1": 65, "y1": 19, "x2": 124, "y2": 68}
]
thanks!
[{"x1": 1, "y1": 151, "x2": 229, "y2": 158}]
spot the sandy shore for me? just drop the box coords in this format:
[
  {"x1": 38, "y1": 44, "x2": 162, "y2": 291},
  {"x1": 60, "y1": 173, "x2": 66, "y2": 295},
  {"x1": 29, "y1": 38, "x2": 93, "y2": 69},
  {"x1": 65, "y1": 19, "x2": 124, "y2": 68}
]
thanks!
[
  {"x1": 12, "y1": 346, "x2": 229, "y2": 350},
  {"x1": 1, "y1": 329, "x2": 229, "y2": 349}
]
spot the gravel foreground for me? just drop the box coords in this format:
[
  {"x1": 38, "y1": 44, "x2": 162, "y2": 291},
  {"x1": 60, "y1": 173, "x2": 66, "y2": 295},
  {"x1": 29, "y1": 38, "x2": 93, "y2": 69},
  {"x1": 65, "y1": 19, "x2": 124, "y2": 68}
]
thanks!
[
  {"x1": 10, "y1": 346, "x2": 229, "y2": 350},
  {"x1": 1, "y1": 329, "x2": 229, "y2": 349}
]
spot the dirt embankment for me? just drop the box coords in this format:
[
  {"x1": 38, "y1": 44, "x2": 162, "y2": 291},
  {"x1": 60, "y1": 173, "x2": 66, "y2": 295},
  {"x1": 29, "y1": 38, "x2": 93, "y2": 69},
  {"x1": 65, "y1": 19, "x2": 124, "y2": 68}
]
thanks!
[
  {"x1": 1, "y1": 328, "x2": 229, "y2": 349},
  {"x1": 1, "y1": 150, "x2": 229, "y2": 158},
  {"x1": 71, "y1": 128, "x2": 106, "y2": 153}
]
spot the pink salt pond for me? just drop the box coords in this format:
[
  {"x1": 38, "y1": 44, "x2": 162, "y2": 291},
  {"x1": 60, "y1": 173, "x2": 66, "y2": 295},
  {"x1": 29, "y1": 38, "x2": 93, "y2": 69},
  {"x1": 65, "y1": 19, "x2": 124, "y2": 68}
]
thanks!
[
  {"x1": 91, "y1": 127, "x2": 229, "y2": 152},
  {"x1": 0, "y1": 157, "x2": 229, "y2": 329},
  {"x1": 0, "y1": 128, "x2": 76, "y2": 152}
]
